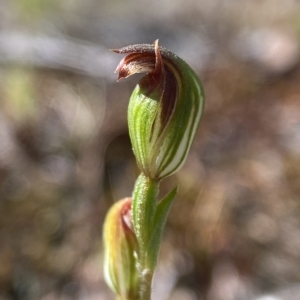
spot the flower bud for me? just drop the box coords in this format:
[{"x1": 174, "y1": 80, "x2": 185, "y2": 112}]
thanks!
[
  {"x1": 112, "y1": 40, "x2": 205, "y2": 180},
  {"x1": 103, "y1": 198, "x2": 139, "y2": 300}
]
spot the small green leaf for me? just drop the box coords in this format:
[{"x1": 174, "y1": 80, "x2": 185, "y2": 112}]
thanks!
[{"x1": 146, "y1": 186, "x2": 178, "y2": 268}]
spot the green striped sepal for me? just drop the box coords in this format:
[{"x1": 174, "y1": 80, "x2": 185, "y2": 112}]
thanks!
[
  {"x1": 112, "y1": 40, "x2": 205, "y2": 180},
  {"x1": 103, "y1": 198, "x2": 139, "y2": 300}
]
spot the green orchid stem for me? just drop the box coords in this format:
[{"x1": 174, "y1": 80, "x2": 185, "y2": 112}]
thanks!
[
  {"x1": 132, "y1": 173, "x2": 178, "y2": 300},
  {"x1": 132, "y1": 173, "x2": 160, "y2": 266},
  {"x1": 132, "y1": 173, "x2": 160, "y2": 300},
  {"x1": 139, "y1": 268, "x2": 153, "y2": 300}
]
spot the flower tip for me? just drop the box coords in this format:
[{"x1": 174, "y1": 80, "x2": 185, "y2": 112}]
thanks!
[
  {"x1": 109, "y1": 48, "x2": 121, "y2": 53},
  {"x1": 114, "y1": 57, "x2": 128, "y2": 81},
  {"x1": 116, "y1": 75, "x2": 123, "y2": 82},
  {"x1": 153, "y1": 39, "x2": 159, "y2": 46},
  {"x1": 116, "y1": 68, "x2": 130, "y2": 81}
]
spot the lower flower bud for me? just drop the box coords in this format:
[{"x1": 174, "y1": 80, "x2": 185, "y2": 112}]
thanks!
[{"x1": 103, "y1": 198, "x2": 139, "y2": 300}]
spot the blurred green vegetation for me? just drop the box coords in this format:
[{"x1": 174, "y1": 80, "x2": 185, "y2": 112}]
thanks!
[{"x1": 3, "y1": 68, "x2": 37, "y2": 125}]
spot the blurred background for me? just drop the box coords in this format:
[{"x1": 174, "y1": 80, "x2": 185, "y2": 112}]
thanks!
[{"x1": 1, "y1": 0, "x2": 300, "y2": 299}]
